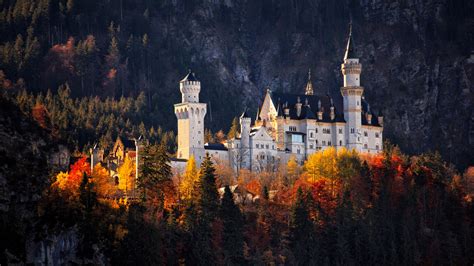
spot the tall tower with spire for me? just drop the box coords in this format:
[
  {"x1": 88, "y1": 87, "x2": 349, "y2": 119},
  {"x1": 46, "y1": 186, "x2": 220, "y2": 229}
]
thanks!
[
  {"x1": 174, "y1": 70, "x2": 207, "y2": 163},
  {"x1": 304, "y1": 69, "x2": 314, "y2": 95},
  {"x1": 341, "y1": 23, "x2": 364, "y2": 151}
]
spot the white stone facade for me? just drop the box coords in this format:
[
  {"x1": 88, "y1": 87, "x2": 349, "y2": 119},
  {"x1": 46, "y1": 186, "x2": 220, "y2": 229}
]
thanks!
[{"x1": 174, "y1": 28, "x2": 383, "y2": 171}]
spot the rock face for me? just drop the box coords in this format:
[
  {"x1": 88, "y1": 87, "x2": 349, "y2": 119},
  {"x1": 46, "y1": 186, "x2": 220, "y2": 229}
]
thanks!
[
  {"x1": 0, "y1": 96, "x2": 67, "y2": 264},
  {"x1": 147, "y1": 0, "x2": 473, "y2": 168}
]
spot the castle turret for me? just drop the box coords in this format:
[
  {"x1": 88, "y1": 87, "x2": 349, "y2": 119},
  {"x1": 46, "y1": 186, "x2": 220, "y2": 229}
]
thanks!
[
  {"x1": 180, "y1": 70, "x2": 201, "y2": 103},
  {"x1": 174, "y1": 70, "x2": 207, "y2": 163},
  {"x1": 239, "y1": 109, "x2": 251, "y2": 168},
  {"x1": 341, "y1": 23, "x2": 364, "y2": 151},
  {"x1": 305, "y1": 69, "x2": 314, "y2": 95},
  {"x1": 295, "y1": 97, "x2": 302, "y2": 117}
]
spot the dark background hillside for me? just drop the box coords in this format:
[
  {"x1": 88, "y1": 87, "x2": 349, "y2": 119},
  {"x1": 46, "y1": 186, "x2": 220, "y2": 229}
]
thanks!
[{"x1": 0, "y1": 0, "x2": 473, "y2": 168}]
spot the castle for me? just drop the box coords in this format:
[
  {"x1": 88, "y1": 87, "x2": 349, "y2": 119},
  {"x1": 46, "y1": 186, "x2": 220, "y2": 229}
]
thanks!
[{"x1": 174, "y1": 26, "x2": 383, "y2": 171}]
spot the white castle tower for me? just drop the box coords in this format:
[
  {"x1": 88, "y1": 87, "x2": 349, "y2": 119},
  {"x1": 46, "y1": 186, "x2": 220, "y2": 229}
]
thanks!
[
  {"x1": 239, "y1": 109, "x2": 251, "y2": 168},
  {"x1": 341, "y1": 24, "x2": 364, "y2": 151},
  {"x1": 174, "y1": 70, "x2": 207, "y2": 163}
]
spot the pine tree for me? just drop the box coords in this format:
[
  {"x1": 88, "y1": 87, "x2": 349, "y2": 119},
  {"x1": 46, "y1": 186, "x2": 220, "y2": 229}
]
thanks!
[
  {"x1": 198, "y1": 153, "x2": 219, "y2": 221},
  {"x1": 220, "y1": 186, "x2": 245, "y2": 265},
  {"x1": 138, "y1": 143, "x2": 172, "y2": 202},
  {"x1": 289, "y1": 187, "x2": 315, "y2": 265}
]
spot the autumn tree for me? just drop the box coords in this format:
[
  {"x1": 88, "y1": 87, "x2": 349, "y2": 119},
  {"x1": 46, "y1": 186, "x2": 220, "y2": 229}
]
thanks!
[
  {"x1": 286, "y1": 155, "x2": 300, "y2": 186},
  {"x1": 117, "y1": 156, "x2": 136, "y2": 194},
  {"x1": 179, "y1": 155, "x2": 199, "y2": 201},
  {"x1": 227, "y1": 117, "x2": 239, "y2": 139},
  {"x1": 92, "y1": 163, "x2": 115, "y2": 199}
]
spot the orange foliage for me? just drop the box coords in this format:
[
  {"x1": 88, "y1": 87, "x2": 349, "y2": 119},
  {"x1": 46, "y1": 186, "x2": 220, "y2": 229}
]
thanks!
[
  {"x1": 276, "y1": 176, "x2": 339, "y2": 223},
  {"x1": 245, "y1": 179, "x2": 262, "y2": 196},
  {"x1": 52, "y1": 157, "x2": 91, "y2": 199}
]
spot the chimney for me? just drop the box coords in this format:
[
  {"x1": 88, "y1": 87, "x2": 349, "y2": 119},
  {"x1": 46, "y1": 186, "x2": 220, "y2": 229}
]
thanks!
[
  {"x1": 296, "y1": 97, "x2": 302, "y2": 117},
  {"x1": 378, "y1": 116, "x2": 384, "y2": 126},
  {"x1": 366, "y1": 112, "x2": 372, "y2": 125},
  {"x1": 317, "y1": 99, "x2": 323, "y2": 120},
  {"x1": 284, "y1": 102, "x2": 290, "y2": 117}
]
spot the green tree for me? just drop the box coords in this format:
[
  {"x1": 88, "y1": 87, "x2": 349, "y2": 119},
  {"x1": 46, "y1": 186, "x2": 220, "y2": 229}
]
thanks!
[
  {"x1": 198, "y1": 153, "x2": 219, "y2": 221},
  {"x1": 220, "y1": 186, "x2": 245, "y2": 265},
  {"x1": 289, "y1": 187, "x2": 315, "y2": 265},
  {"x1": 138, "y1": 143, "x2": 172, "y2": 202}
]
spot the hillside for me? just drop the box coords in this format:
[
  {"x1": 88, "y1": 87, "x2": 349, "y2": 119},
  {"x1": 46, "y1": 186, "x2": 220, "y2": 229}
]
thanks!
[{"x1": 0, "y1": 0, "x2": 473, "y2": 168}]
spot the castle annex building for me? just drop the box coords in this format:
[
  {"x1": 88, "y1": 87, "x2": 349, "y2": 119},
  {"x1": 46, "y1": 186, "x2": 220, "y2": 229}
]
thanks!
[{"x1": 174, "y1": 26, "x2": 383, "y2": 171}]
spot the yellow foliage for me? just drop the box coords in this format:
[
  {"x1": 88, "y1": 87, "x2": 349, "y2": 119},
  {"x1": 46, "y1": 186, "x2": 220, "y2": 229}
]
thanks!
[
  {"x1": 53, "y1": 171, "x2": 80, "y2": 198},
  {"x1": 117, "y1": 156, "x2": 136, "y2": 193},
  {"x1": 286, "y1": 155, "x2": 300, "y2": 185},
  {"x1": 178, "y1": 155, "x2": 199, "y2": 200},
  {"x1": 304, "y1": 147, "x2": 338, "y2": 182},
  {"x1": 92, "y1": 163, "x2": 116, "y2": 198}
]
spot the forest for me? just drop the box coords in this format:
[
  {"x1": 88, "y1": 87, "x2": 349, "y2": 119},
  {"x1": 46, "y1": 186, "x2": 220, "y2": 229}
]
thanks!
[{"x1": 1, "y1": 103, "x2": 473, "y2": 265}]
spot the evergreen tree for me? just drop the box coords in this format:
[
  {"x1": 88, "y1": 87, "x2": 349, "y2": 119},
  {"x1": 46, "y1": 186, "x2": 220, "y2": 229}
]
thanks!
[
  {"x1": 220, "y1": 186, "x2": 245, "y2": 265},
  {"x1": 289, "y1": 187, "x2": 315, "y2": 265},
  {"x1": 138, "y1": 143, "x2": 172, "y2": 202},
  {"x1": 198, "y1": 153, "x2": 219, "y2": 221}
]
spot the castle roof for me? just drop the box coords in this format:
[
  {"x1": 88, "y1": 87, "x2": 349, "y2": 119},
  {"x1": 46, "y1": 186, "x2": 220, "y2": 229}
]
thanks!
[
  {"x1": 204, "y1": 142, "x2": 228, "y2": 151},
  {"x1": 344, "y1": 23, "x2": 357, "y2": 60},
  {"x1": 240, "y1": 108, "x2": 250, "y2": 119},
  {"x1": 180, "y1": 70, "x2": 199, "y2": 82},
  {"x1": 270, "y1": 92, "x2": 344, "y2": 123}
]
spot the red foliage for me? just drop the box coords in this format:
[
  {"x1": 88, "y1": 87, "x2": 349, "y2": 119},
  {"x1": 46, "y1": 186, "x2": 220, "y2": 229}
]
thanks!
[
  {"x1": 43, "y1": 37, "x2": 76, "y2": 86},
  {"x1": 31, "y1": 104, "x2": 50, "y2": 129},
  {"x1": 69, "y1": 156, "x2": 91, "y2": 181}
]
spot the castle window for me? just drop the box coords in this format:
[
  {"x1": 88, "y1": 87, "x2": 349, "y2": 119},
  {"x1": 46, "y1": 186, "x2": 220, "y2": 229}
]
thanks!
[
  {"x1": 310, "y1": 132, "x2": 314, "y2": 138},
  {"x1": 315, "y1": 128, "x2": 318, "y2": 133},
  {"x1": 376, "y1": 145, "x2": 379, "y2": 150},
  {"x1": 272, "y1": 145, "x2": 275, "y2": 149},
  {"x1": 375, "y1": 133, "x2": 380, "y2": 138},
  {"x1": 266, "y1": 144, "x2": 269, "y2": 149},
  {"x1": 316, "y1": 140, "x2": 318, "y2": 145},
  {"x1": 328, "y1": 141, "x2": 332, "y2": 146},
  {"x1": 364, "y1": 131, "x2": 368, "y2": 137},
  {"x1": 297, "y1": 149, "x2": 300, "y2": 154},
  {"x1": 310, "y1": 144, "x2": 313, "y2": 149},
  {"x1": 198, "y1": 121, "x2": 201, "y2": 124},
  {"x1": 364, "y1": 144, "x2": 368, "y2": 149},
  {"x1": 357, "y1": 101, "x2": 359, "y2": 106},
  {"x1": 351, "y1": 128, "x2": 355, "y2": 134},
  {"x1": 322, "y1": 141, "x2": 326, "y2": 146},
  {"x1": 339, "y1": 140, "x2": 342, "y2": 146},
  {"x1": 339, "y1": 128, "x2": 342, "y2": 134}
]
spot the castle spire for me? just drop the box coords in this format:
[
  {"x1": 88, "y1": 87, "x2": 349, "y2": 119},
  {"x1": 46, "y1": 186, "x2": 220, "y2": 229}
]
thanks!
[
  {"x1": 343, "y1": 21, "x2": 356, "y2": 60},
  {"x1": 304, "y1": 68, "x2": 314, "y2": 95}
]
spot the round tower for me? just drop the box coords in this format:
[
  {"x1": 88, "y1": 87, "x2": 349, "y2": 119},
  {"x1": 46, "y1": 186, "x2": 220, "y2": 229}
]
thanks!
[
  {"x1": 174, "y1": 70, "x2": 207, "y2": 164},
  {"x1": 340, "y1": 23, "x2": 364, "y2": 151},
  {"x1": 179, "y1": 70, "x2": 201, "y2": 103},
  {"x1": 240, "y1": 109, "x2": 251, "y2": 149}
]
